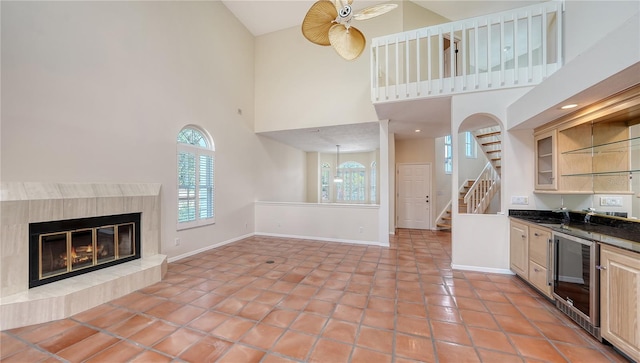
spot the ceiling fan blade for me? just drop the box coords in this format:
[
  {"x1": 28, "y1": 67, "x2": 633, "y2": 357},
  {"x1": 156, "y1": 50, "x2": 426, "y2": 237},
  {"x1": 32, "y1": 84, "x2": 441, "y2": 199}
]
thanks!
[
  {"x1": 302, "y1": 0, "x2": 338, "y2": 46},
  {"x1": 353, "y1": 3, "x2": 398, "y2": 20},
  {"x1": 328, "y1": 24, "x2": 366, "y2": 60}
]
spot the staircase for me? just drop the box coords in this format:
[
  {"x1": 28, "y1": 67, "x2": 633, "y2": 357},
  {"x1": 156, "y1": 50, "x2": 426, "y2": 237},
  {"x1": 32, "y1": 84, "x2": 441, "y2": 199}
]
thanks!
[
  {"x1": 436, "y1": 126, "x2": 503, "y2": 230},
  {"x1": 435, "y1": 179, "x2": 473, "y2": 231},
  {"x1": 473, "y1": 126, "x2": 502, "y2": 175}
]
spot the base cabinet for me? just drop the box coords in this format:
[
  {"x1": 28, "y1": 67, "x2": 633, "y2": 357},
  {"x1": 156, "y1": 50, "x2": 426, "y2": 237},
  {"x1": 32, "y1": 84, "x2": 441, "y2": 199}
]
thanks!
[
  {"x1": 529, "y1": 226, "x2": 552, "y2": 298},
  {"x1": 509, "y1": 220, "x2": 553, "y2": 298},
  {"x1": 600, "y1": 244, "x2": 640, "y2": 362}
]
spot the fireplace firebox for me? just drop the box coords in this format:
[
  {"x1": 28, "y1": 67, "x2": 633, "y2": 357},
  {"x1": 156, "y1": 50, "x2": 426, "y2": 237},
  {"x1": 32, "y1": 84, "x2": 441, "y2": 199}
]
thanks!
[{"x1": 29, "y1": 213, "x2": 141, "y2": 288}]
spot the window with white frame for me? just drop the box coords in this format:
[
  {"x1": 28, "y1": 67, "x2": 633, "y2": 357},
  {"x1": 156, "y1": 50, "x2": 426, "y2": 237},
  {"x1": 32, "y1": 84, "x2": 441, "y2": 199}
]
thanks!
[
  {"x1": 177, "y1": 126, "x2": 215, "y2": 229},
  {"x1": 465, "y1": 132, "x2": 477, "y2": 158},
  {"x1": 336, "y1": 161, "x2": 366, "y2": 203},
  {"x1": 321, "y1": 162, "x2": 331, "y2": 202},
  {"x1": 370, "y1": 161, "x2": 377, "y2": 204},
  {"x1": 444, "y1": 135, "x2": 453, "y2": 174}
]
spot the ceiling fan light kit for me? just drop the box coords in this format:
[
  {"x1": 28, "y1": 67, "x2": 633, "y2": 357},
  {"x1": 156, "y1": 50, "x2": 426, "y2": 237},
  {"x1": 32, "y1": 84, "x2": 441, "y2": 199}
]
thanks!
[{"x1": 302, "y1": 0, "x2": 397, "y2": 60}]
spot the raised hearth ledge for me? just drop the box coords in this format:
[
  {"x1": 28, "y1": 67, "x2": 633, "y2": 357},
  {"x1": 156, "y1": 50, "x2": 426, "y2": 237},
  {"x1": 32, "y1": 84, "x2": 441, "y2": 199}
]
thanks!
[{"x1": 0, "y1": 254, "x2": 166, "y2": 330}]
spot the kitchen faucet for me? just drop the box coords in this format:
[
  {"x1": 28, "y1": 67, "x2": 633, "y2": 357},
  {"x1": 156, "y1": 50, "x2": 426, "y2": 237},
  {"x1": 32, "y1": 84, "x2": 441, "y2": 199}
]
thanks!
[
  {"x1": 584, "y1": 207, "x2": 596, "y2": 223},
  {"x1": 552, "y1": 196, "x2": 570, "y2": 224}
]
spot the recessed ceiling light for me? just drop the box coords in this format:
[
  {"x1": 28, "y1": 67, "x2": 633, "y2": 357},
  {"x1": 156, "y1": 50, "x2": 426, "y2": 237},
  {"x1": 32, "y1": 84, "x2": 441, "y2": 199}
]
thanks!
[
  {"x1": 414, "y1": 129, "x2": 421, "y2": 133},
  {"x1": 560, "y1": 104, "x2": 578, "y2": 110}
]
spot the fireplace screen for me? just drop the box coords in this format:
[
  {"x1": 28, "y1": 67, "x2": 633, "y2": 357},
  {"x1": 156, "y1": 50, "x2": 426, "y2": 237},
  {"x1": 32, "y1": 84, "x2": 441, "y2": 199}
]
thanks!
[{"x1": 31, "y1": 213, "x2": 140, "y2": 287}]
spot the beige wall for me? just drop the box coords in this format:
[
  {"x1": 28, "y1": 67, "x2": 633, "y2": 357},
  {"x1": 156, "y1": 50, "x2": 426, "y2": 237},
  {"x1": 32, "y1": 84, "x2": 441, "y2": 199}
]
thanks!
[
  {"x1": 402, "y1": 1, "x2": 450, "y2": 31},
  {"x1": 254, "y1": 2, "x2": 404, "y2": 133},
  {"x1": 0, "y1": 1, "x2": 303, "y2": 259},
  {"x1": 395, "y1": 138, "x2": 435, "y2": 164},
  {"x1": 306, "y1": 152, "x2": 320, "y2": 203}
]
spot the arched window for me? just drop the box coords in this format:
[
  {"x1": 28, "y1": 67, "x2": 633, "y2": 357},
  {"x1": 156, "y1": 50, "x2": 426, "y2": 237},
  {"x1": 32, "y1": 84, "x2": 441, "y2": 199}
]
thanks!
[
  {"x1": 336, "y1": 161, "x2": 366, "y2": 203},
  {"x1": 370, "y1": 161, "x2": 377, "y2": 204},
  {"x1": 321, "y1": 162, "x2": 331, "y2": 202},
  {"x1": 177, "y1": 126, "x2": 215, "y2": 229}
]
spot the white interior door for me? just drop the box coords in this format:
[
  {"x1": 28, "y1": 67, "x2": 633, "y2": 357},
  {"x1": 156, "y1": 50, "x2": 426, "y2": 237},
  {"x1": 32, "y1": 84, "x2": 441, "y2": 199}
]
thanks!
[{"x1": 397, "y1": 163, "x2": 431, "y2": 229}]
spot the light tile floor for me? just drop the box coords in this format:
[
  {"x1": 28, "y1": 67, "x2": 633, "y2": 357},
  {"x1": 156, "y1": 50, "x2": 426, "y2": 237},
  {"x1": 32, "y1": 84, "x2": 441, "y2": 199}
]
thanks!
[{"x1": 0, "y1": 229, "x2": 631, "y2": 362}]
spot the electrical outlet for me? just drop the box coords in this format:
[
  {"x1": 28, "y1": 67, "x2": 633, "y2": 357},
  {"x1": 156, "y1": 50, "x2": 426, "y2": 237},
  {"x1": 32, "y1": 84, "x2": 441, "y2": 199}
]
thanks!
[
  {"x1": 174, "y1": 238, "x2": 180, "y2": 246},
  {"x1": 600, "y1": 197, "x2": 623, "y2": 206},
  {"x1": 511, "y1": 196, "x2": 529, "y2": 205}
]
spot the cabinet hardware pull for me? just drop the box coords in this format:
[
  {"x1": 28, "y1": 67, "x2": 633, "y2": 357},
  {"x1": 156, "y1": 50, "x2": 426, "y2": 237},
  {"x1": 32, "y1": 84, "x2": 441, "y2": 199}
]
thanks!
[
  {"x1": 547, "y1": 238, "x2": 553, "y2": 286},
  {"x1": 522, "y1": 235, "x2": 526, "y2": 239},
  {"x1": 596, "y1": 265, "x2": 607, "y2": 270},
  {"x1": 534, "y1": 233, "x2": 540, "y2": 237},
  {"x1": 534, "y1": 268, "x2": 540, "y2": 272}
]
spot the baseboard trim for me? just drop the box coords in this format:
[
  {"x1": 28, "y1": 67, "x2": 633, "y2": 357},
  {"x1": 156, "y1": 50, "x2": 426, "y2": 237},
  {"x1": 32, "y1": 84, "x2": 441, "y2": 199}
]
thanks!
[
  {"x1": 255, "y1": 232, "x2": 385, "y2": 247},
  {"x1": 451, "y1": 264, "x2": 515, "y2": 275},
  {"x1": 168, "y1": 233, "x2": 255, "y2": 263}
]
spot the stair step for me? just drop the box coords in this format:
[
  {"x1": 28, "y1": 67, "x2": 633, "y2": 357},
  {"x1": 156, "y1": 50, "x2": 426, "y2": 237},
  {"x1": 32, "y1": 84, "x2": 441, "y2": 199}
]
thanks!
[
  {"x1": 491, "y1": 157, "x2": 501, "y2": 161},
  {"x1": 436, "y1": 223, "x2": 451, "y2": 229},
  {"x1": 442, "y1": 216, "x2": 452, "y2": 221},
  {"x1": 482, "y1": 140, "x2": 501, "y2": 146},
  {"x1": 486, "y1": 149, "x2": 501, "y2": 154},
  {"x1": 476, "y1": 131, "x2": 501, "y2": 138}
]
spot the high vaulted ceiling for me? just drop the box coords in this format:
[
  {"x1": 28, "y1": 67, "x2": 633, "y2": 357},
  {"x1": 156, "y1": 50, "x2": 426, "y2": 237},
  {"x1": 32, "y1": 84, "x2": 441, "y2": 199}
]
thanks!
[
  {"x1": 221, "y1": 0, "x2": 544, "y2": 152},
  {"x1": 221, "y1": 0, "x2": 543, "y2": 37}
]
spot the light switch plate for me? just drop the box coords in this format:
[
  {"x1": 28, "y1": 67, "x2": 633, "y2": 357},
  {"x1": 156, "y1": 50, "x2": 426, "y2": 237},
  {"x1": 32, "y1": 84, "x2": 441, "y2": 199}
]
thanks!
[{"x1": 600, "y1": 197, "x2": 623, "y2": 206}]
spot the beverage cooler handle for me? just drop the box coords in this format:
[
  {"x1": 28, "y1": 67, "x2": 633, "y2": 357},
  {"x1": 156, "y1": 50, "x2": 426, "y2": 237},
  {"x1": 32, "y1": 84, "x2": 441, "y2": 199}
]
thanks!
[{"x1": 547, "y1": 238, "x2": 553, "y2": 286}]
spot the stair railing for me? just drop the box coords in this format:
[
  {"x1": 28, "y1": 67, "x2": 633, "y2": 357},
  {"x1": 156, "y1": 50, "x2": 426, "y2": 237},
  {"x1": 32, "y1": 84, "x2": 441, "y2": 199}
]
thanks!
[{"x1": 464, "y1": 162, "x2": 500, "y2": 214}]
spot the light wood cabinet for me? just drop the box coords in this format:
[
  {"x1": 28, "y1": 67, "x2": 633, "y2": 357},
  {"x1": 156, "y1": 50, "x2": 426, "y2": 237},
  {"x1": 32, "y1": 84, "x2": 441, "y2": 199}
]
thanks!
[
  {"x1": 528, "y1": 226, "x2": 553, "y2": 298},
  {"x1": 533, "y1": 84, "x2": 639, "y2": 194},
  {"x1": 510, "y1": 220, "x2": 528, "y2": 278},
  {"x1": 534, "y1": 130, "x2": 557, "y2": 190},
  {"x1": 510, "y1": 220, "x2": 553, "y2": 298},
  {"x1": 600, "y1": 244, "x2": 640, "y2": 362}
]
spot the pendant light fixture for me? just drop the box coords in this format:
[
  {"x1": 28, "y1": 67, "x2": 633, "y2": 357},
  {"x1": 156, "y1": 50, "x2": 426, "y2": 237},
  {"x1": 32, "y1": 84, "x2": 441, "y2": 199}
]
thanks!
[{"x1": 334, "y1": 145, "x2": 343, "y2": 183}]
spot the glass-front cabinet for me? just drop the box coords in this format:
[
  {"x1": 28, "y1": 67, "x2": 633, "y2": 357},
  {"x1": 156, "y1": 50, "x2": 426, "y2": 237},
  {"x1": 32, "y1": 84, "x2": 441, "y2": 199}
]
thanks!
[
  {"x1": 534, "y1": 84, "x2": 640, "y2": 196},
  {"x1": 535, "y1": 130, "x2": 557, "y2": 190}
]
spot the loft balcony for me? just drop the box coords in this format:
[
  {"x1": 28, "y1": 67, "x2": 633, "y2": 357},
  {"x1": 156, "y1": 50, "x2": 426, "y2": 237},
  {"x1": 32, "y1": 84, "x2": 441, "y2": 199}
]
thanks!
[{"x1": 370, "y1": 1, "x2": 564, "y2": 104}]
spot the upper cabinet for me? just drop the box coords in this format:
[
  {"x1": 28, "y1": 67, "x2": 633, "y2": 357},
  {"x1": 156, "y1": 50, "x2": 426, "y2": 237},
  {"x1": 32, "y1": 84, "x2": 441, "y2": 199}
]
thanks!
[
  {"x1": 535, "y1": 130, "x2": 557, "y2": 190},
  {"x1": 534, "y1": 84, "x2": 640, "y2": 195}
]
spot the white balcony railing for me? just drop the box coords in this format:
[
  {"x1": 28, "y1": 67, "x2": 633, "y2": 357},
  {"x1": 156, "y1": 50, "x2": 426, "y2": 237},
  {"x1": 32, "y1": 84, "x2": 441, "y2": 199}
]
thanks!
[{"x1": 371, "y1": 1, "x2": 564, "y2": 102}]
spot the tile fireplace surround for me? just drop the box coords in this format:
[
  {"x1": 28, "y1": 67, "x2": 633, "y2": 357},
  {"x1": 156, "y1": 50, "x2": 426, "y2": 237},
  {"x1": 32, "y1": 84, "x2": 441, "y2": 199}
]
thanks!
[{"x1": 0, "y1": 183, "x2": 167, "y2": 330}]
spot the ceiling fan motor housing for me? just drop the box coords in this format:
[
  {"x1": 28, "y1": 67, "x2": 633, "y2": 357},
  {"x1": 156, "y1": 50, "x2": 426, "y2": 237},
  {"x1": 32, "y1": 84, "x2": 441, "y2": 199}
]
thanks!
[{"x1": 339, "y1": 4, "x2": 352, "y2": 19}]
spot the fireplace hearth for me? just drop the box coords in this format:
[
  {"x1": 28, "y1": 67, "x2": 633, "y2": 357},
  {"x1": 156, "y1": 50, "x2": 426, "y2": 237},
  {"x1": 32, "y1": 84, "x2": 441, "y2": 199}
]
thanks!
[{"x1": 29, "y1": 213, "x2": 141, "y2": 288}]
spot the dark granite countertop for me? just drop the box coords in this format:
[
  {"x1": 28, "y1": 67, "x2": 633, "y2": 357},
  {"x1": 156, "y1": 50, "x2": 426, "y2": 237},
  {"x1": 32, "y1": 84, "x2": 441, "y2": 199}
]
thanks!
[{"x1": 509, "y1": 209, "x2": 640, "y2": 254}]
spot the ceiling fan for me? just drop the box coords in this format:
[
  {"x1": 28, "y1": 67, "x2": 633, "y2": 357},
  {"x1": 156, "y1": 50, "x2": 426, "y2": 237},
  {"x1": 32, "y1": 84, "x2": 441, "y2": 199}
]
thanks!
[{"x1": 302, "y1": 0, "x2": 398, "y2": 60}]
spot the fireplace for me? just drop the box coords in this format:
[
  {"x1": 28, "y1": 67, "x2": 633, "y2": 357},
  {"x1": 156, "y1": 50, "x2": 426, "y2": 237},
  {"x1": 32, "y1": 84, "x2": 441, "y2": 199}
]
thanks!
[{"x1": 29, "y1": 213, "x2": 141, "y2": 288}]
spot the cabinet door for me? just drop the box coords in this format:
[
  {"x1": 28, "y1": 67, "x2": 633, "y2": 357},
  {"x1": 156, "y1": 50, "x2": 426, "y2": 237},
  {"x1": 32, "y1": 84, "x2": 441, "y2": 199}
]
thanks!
[
  {"x1": 510, "y1": 221, "x2": 528, "y2": 278},
  {"x1": 600, "y1": 244, "x2": 640, "y2": 362},
  {"x1": 529, "y1": 226, "x2": 551, "y2": 268},
  {"x1": 534, "y1": 130, "x2": 557, "y2": 190}
]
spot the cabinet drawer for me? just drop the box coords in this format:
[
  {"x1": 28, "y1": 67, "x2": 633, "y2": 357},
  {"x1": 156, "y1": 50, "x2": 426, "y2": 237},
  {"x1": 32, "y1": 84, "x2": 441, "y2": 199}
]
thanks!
[
  {"x1": 529, "y1": 226, "x2": 551, "y2": 267},
  {"x1": 528, "y1": 260, "x2": 552, "y2": 297}
]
